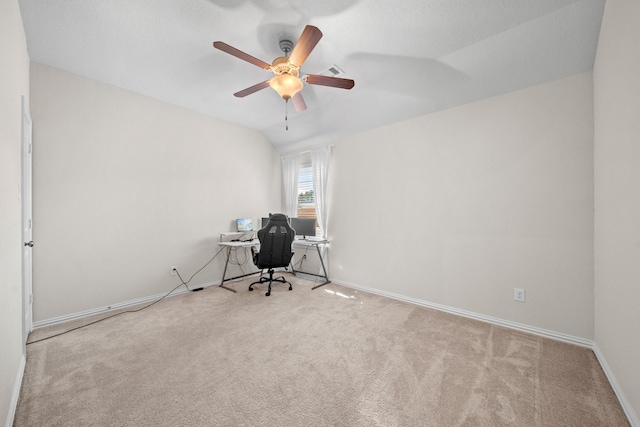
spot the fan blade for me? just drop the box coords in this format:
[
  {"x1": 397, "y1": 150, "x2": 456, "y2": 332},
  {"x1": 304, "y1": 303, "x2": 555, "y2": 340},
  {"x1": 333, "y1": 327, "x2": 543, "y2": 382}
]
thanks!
[
  {"x1": 213, "y1": 41, "x2": 271, "y2": 70},
  {"x1": 305, "y1": 74, "x2": 355, "y2": 90},
  {"x1": 234, "y1": 80, "x2": 270, "y2": 98},
  {"x1": 288, "y1": 25, "x2": 323, "y2": 67},
  {"x1": 291, "y1": 92, "x2": 307, "y2": 112}
]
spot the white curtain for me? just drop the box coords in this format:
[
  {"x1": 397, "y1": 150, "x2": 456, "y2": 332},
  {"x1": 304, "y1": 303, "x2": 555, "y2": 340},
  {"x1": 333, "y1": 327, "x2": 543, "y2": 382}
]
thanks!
[
  {"x1": 310, "y1": 146, "x2": 331, "y2": 238},
  {"x1": 281, "y1": 153, "x2": 300, "y2": 219}
]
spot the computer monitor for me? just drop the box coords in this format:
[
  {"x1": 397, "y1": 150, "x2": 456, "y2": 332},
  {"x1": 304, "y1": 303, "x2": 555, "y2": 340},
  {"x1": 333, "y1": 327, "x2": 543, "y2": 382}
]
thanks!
[
  {"x1": 290, "y1": 217, "x2": 317, "y2": 239},
  {"x1": 236, "y1": 218, "x2": 253, "y2": 232}
]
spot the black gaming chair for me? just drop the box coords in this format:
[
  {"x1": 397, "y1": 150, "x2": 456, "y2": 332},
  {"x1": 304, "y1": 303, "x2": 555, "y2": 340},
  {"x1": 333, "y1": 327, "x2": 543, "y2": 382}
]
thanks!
[{"x1": 249, "y1": 213, "x2": 295, "y2": 296}]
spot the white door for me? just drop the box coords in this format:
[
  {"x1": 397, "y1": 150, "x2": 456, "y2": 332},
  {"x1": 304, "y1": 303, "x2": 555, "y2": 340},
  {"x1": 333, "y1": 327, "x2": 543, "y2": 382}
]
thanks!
[{"x1": 21, "y1": 96, "x2": 33, "y2": 351}]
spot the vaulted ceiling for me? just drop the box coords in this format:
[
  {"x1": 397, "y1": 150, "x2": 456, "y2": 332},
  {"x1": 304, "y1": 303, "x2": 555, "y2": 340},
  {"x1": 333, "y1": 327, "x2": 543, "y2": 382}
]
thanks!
[{"x1": 18, "y1": 0, "x2": 605, "y2": 152}]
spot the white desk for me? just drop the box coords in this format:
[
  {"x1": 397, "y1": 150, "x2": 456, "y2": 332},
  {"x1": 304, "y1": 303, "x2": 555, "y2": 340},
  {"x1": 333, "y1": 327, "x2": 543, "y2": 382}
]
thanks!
[
  {"x1": 218, "y1": 237, "x2": 330, "y2": 292},
  {"x1": 219, "y1": 231, "x2": 256, "y2": 241},
  {"x1": 218, "y1": 239, "x2": 259, "y2": 293},
  {"x1": 291, "y1": 239, "x2": 330, "y2": 289}
]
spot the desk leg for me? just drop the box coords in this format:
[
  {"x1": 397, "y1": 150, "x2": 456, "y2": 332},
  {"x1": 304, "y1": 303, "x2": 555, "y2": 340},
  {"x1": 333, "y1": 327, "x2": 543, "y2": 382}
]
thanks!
[
  {"x1": 311, "y1": 244, "x2": 331, "y2": 290},
  {"x1": 219, "y1": 246, "x2": 237, "y2": 293}
]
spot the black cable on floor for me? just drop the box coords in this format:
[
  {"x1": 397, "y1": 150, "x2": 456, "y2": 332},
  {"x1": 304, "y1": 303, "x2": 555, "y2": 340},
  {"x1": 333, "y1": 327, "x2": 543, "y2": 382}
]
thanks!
[
  {"x1": 26, "y1": 282, "x2": 186, "y2": 345},
  {"x1": 26, "y1": 246, "x2": 226, "y2": 345}
]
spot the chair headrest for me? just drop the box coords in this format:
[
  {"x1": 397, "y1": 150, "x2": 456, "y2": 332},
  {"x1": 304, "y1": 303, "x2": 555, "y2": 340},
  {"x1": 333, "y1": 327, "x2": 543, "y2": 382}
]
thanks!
[{"x1": 268, "y1": 213, "x2": 288, "y2": 222}]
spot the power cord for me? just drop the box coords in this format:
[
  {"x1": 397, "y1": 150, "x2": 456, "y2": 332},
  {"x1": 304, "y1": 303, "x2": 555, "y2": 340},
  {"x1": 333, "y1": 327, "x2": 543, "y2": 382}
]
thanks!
[
  {"x1": 26, "y1": 282, "x2": 187, "y2": 345},
  {"x1": 291, "y1": 246, "x2": 325, "y2": 286},
  {"x1": 228, "y1": 246, "x2": 250, "y2": 278},
  {"x1": 174, "y1": 246, "x2": 225, "y2": 290},
  {"x1": 26, "y1": 246, "x2": 226, "y2": 345},
  {"x1": 293, "y1": 246, "x2": 310, "y2": 270}
]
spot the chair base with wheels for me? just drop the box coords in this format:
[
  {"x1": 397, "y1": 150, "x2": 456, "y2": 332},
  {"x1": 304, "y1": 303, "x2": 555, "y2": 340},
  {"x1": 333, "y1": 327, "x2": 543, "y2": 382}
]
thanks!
[{"x1": 249, "y1": 268, "x2": 292, "y2": 296}]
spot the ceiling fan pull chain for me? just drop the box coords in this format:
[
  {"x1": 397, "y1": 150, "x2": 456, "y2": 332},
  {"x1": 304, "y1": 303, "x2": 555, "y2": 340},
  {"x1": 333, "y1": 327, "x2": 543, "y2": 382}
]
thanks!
[{"x1": 285, "y1": 99, "x2": 289, "y2": 131}]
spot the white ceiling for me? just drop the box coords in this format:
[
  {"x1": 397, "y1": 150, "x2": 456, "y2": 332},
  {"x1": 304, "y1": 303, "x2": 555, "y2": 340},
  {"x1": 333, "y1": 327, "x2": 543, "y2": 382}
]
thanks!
[{"x1": 18, "y1": 0, "x2": 605, "y2": 152}]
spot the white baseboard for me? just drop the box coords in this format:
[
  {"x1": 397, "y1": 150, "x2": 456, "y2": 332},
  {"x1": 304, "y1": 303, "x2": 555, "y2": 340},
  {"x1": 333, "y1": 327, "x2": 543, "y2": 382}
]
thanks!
[
  {"x1": 593, "y1": 343, "x2": 640, "y2": 427},
  {"x1": 333, "y1": 279, "x2": 593, "y2": 346},
  {"x1": 5, "y1": 355, "x2": 26, "y2": 427},
  {"x1": 332, "y1": 278, "x2": 638, "y2": 427},
  {"x1": 33, "y1": 281, "x2": 217, "y2": 329}
]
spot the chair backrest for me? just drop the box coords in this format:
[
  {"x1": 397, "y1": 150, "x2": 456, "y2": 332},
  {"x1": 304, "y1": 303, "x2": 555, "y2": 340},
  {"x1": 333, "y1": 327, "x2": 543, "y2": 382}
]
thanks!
[{"x1": 255, "y1": 213, "x2": 295, "y2": 269}]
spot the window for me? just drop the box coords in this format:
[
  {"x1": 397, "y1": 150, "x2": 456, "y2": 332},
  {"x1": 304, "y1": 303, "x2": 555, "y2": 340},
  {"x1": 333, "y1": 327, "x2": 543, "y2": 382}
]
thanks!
[
  {"x1": 282, "y1": 148, "x2": 330, "y2": 238},
  {"x1": 297, "y1": 152, "x2": 318, "y2": 232}
]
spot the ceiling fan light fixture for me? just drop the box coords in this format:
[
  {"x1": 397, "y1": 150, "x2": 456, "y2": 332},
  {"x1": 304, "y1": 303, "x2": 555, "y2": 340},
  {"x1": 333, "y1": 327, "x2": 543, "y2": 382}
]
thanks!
[{"x1": 269, "y1": 74, "x2": 303, "y2": 101}]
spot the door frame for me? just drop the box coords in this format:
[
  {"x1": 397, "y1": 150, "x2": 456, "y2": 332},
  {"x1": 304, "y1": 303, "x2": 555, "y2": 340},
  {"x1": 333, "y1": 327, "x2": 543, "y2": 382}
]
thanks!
[{"x1": 21, "y1": 95, "x2": 33, "y2": 352}]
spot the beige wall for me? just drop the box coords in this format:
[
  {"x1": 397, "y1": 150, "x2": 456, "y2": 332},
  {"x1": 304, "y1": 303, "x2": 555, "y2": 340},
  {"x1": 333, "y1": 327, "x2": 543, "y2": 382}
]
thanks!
[
  {"x1": 0, "y1": 0, "x2": 30, "y2": 424},
  {"x1": 594, "y1": 0, "x2": 640, "y2": 421},
  {"x1": 328, "y1": 73, "x2": 595, "y2": 339},
  {"x1": 30, "y1": 64, "x2": 281, "y2": 321}
]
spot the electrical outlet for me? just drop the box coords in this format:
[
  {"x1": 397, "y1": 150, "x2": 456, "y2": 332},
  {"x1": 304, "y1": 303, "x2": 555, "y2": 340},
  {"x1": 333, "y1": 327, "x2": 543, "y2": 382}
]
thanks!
[
  {"x1": 170, "y1": 266, "x2": 178, "y2": 276},
  {"x1": 514, "y1": 288, "x2": 526, "y2": 302}
]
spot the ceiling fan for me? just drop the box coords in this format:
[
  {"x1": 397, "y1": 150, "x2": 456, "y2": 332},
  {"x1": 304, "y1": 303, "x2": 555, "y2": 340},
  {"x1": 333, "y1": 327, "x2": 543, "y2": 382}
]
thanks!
[{"x1": 213, "y1": 25, "x2": 355, "y2": 116}]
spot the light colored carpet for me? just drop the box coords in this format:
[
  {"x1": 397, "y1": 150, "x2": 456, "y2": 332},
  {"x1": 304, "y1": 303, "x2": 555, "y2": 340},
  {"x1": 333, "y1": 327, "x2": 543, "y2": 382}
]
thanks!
[{"x1": 15, "y1": 276, "x2": 629, "y2": 426}]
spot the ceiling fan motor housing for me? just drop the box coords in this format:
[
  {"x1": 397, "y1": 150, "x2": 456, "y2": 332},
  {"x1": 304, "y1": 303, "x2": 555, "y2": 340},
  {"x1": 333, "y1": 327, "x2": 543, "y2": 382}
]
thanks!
[{"x1": 279, "y1": 39, "x2": 294, "y2": 55}]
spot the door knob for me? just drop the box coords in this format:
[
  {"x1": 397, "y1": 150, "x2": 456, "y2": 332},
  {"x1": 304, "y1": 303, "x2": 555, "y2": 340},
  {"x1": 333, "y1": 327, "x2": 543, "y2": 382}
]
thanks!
[{"x1": 24, "y1": 241, "x2": 34, "y2": 247}]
